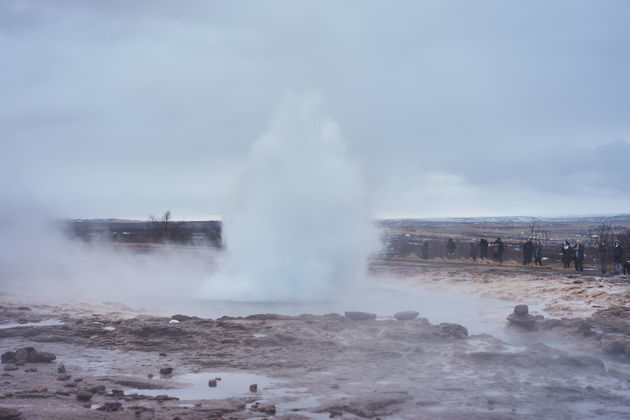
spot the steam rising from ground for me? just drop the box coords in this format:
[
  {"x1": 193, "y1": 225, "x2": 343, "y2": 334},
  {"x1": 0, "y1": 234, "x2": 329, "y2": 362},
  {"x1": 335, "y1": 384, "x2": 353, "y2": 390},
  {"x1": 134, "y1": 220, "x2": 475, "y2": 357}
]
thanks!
[
  {"x1": 204, "y1": 92, "x2": 378, "y2": 301},
  {"x1": 0, "y1": 212, "x2": 215, "y2": 308},
  {"x1": 0, "y1": 92, "x2": 376, "y2": 308}
]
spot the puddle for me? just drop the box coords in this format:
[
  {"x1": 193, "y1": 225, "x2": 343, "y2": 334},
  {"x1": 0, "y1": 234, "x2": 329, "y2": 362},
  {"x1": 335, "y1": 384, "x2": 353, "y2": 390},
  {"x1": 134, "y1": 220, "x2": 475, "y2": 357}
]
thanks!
[
  {"x1": 122, "y1": 371, "x2": 276, "y2": 400},
  {"x1": 0, "y1": 319, "x2": 63, "y2": 329}
]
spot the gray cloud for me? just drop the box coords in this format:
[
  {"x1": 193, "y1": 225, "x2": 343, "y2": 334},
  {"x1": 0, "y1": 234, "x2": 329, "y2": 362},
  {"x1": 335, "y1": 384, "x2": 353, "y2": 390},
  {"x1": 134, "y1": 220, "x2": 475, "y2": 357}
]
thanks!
[{"x1": 1, "y1": 0, "x2": 629, "y2": 218}]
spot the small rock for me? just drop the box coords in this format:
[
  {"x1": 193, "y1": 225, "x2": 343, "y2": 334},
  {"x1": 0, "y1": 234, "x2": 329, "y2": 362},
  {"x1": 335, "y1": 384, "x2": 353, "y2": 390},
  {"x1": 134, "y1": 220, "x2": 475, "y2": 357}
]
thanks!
[
  {"x1": 331, "y1": 384, "x2": 340, "y2": 389},
  {"x1": 147, "y1": 373, "x2": 154, "y2": 379},
  {"x1": 25, "y1": 367, "x2": 38, "y2": 372},
  {"x1": 0, "y1": 407, "x2": 22, "y2": 419},
  {"x1": 514, "y1": 305, "x2": 529, "y2": 316},
  {"x1": 88, "y1": 385, "x2": 106, "y2": 394},
  {"x1": 394, "y1": 311, "x2": 419, "y2": 321},
  {"x1": 249, "y1": 384, "x2": 258, "y2": 392},
  {"x1": 63, "y1": 382, "x2": 77, "y2": 388},
  {"x1": 97, "y1": 402, "x2": 123, "y2": 411},
  {"x1": 76, "y1": 391, "x2": 92, "y2": 401},
  {"x1": 57, "y1": 374, "x2": 72, "y2": 381},
  {"x1": 159, "y1": 352, "x2": 167, "y2": 357},
  {"x1": 1, "y1": 351, "x2": 15, "y2": 363},
  {"x1": 159, "y1": 367, "x2": 173, "y2": 375},
  {"x1": 32, "y1": 385, "x2": 47, "y2": 393},
  {"x1": 14, "y1": 348, "x2": 29, "y2": 364},
  {"x1": 253, "y1": 404, "x2": 276, "y2": 415},
  {"x1": 111, "y1": 389, "x2": 124, "y2": 396},
  {"x1": 208, "y1": 379, "x2": 217, "y2": 387},
  {"x1": 344, "y1": 311, "x2": 377, "y2": 321},
  {"x1": 154, "y1": 394, "x2": 178, "y2": 401},
  {"x1": 359, "y1": 408, "x2": 374, "y2": 417},
  {"x1": 27, "y1": 350, "x2": 56, "y2": 363},
  {"x1": 4, "y1": 365, "x2": 18, "y2": 371},
  {"x1": 57, "y1": 363, "x2": 66, "y2": 373}
]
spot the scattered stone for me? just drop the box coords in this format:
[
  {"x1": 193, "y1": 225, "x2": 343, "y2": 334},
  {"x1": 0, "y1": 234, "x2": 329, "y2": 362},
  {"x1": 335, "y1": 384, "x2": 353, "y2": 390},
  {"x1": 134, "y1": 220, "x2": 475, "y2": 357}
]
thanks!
[
  {"x1": 25, "y1": 367, "x2": 37, "y2": 372},
  {"x1": 63, "y1": 382, "x2": 77, "y2": 388},
  {"x1": 0, "y1": 407, "x2": 22, "y2": 419},
  {"x1": 159, "y1": 367, "x2": 173, "y2": 375},
  {"x1": 514, "y1": 305, "x2": 529, "y2": 316},
  {"x1": 88, "y1": 385, "x2": 106, "y2": 394},
  {"x1": 159, "y1": 352, "x2": 167, "y2": 357},
  {"x1": 507, "y1": 305, "x2": 538, "y2": 330},
  {"x1": 57, "y1": 374, "x2": 71, "y2": 381},
  {"x1": 4, "y1": 347, "x2": 56, "y2": 364},
  {"x1": 208, "y1": 379, "x2": 217, "y2": 387},
  {"x1": 57, "y1": 363, "x2": 65, "y2": 373},
  {"x1": 154, "y1": 394, "x2": 178, "y2": 401},
  {"x1": 251, "y1": 403, "x2": 276, "y2": 415},
  {"x1": 4, "y1": 365, "x2": 18, "y2": 371},
  {"x1": 1, "y1": 351, "x2": 15, "y2": 363},
  {"x1": 97, "y1": 402, "x2": 122, "y2": 412},
  {"x1": 32, "y1": 386, "x2": 47, "y2": 393},
  {"x1": 437, "y1": 323, "x2": 469, "y2": 339},
  {"x1": 344, "y1": 312, "x2": 377, "y2": 321},
  {"x1": 111, "y1": 389, "x2": 124, "y2": 396},
  {"x1": 27, "y1": 350, "x2": 56, "y2": 363},
  {"x1": 147, "y1": 374, "x2": 154, "y2": 379},
  {"x1": 331, "y1": 384, "x2": 340, "y2": 389},
  {"x1": 394, "y1": 311, "x2": 419, "y2": 321},
  {"x1": 359, "y1": 408, "x2": 374, "y2": 417},
  {"x1": 76, "y1": 391, "x2": 92, "y2": 401},
  {"x1": 249, "y1": 384, "x2": 258, "y2": 392},
  {"x1": 14, "y1": 348, "x2": 29, "y2": 364}
]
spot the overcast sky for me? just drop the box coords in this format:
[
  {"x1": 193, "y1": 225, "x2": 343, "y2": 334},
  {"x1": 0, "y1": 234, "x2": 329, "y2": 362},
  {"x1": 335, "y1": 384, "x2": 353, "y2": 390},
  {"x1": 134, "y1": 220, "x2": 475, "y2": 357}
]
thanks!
[{"x1": 2, "y1": 0, "x2": 629, "y2": 220}]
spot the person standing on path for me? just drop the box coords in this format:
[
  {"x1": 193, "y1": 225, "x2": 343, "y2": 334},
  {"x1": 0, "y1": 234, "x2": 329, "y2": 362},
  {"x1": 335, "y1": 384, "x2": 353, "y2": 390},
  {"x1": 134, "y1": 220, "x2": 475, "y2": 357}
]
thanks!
[
  {"x1": 534, "y1": 240, "x2": 543, "y2": 266},
  {"x1": 523, "y1": 238, "x2": 534, "y2": 265},
  {"x1": 598, "y1": 241, "x2": 608, "y2": 274},
  {"x1": 479, "y1": 238, "x2": 489, "y2": 259},
  {"x1": 613, "y1": 240, "x2": 625, "y2": 275},
  {"x1": 446, "y1": 238, "x2": 456, "y2": 259},
  {"x1": 561, "y1": 241, "x2": 573, "y2": 269},
  {"x1": 469, "y1": 239, "x2": 478, "y2": 261},
  {"x1": 574, "y1": 240, "x2": 585, "y2": 272},
  {"x1": 493, "y1": 238, "x2": 505, "y2": 264}
]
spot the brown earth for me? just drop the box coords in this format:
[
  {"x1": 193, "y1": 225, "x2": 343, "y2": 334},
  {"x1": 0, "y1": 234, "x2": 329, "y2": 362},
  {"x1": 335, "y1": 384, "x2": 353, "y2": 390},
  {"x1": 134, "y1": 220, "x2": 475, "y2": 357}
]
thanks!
[{"x1": 1, "y1": 260, "x2": 630, "y2": 419}]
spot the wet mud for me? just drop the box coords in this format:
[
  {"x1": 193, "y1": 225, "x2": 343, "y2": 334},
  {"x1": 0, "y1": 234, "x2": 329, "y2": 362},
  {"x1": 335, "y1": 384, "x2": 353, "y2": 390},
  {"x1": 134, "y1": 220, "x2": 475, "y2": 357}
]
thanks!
[{"x1": 1, "y1": 261, "x2": 630, "y2": 418}]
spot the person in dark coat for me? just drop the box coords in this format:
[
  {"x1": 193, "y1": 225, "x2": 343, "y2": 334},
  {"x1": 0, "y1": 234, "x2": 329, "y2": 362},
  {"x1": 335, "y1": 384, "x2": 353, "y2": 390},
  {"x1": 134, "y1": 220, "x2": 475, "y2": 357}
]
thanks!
[
  {"x1": 534, "y1": 240, "x2": 543, "y2": 266},
  {"x1": 479, "y1": 238, "x2": 489, "y2": 259},
  {"x1": 561, "y1": 241, "x2": 573, "y2": 268},
  {"x1": 523, "y1": 238, "x2": 534, "y2": 265},
  {"x1": 469, "y1": 239, "x2": 477, "y2": 261},
  {"x1": 574, "y1": 240, "x2": 585, "y2": 272},
  {"x1": 493, "y1": 238, "x2": 505, "y2": 264},
  {"x1": 613, "y1": 240, "x2": 625, "y2": 274},
  {"x1": 598, "y1": 241, "x2": 608, "y2": 274},
  {"x1": 446, "y1": 238, "x2": 456, "y2": 259},
  {"x1": 421, "y1": 240, "x2": 429, "y2": 260}
]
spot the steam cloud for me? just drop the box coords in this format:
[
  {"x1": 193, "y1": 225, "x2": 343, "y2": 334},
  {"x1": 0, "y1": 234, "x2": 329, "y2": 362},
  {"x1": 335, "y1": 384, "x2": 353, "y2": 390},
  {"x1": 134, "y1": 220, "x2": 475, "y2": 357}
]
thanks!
[{"x1": 204, "y1": 92, "x2": 378, "y2": 301}]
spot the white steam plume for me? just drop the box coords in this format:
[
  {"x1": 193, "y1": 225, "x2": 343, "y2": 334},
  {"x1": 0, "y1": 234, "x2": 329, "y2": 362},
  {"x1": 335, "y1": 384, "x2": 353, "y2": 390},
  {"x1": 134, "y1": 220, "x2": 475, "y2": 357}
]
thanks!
[{"x1": 205, "y1": 91, "x2": 378, "y2": 301}]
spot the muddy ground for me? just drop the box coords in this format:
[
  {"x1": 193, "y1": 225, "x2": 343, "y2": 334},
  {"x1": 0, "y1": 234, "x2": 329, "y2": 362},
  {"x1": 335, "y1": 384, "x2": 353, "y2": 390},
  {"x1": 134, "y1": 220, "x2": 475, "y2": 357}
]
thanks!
[{"x1": 2, "y1": 260, "x2": 630, "y2": 419}]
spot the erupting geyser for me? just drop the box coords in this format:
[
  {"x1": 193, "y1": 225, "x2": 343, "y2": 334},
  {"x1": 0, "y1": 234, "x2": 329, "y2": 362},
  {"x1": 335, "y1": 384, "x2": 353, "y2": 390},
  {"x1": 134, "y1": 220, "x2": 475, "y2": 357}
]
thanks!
[{"x1": 205, "y1": 92, "x2": 378, "y2": 301}]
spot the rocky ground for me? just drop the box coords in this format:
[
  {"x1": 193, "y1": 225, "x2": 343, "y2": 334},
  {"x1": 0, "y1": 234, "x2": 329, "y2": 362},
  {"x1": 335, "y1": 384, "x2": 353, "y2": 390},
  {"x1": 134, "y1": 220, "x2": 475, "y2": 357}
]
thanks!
[{"x1": 2, "y1": 260, "x2": 630, "y2": 419}]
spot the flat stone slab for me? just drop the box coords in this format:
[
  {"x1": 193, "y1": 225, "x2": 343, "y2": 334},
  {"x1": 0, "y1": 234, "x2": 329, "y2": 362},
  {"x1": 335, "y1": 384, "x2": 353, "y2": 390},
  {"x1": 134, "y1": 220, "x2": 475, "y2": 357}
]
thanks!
[
  {"x1": 394, "y1": 311, "x2": 420, "y2": 321},
  {"x1": 345, "y1": 312, "x2": 377, "y2": 321}
]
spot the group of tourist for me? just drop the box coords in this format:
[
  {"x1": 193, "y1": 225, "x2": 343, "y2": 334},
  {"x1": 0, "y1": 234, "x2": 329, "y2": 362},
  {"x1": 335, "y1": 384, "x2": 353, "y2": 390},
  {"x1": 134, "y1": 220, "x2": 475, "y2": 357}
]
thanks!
[
  {"x1": 442, "y1": 237, "x2": 505, "y2": 263},
  {"x1": 432, "y1": 237, "x2": 628, "y2": 275}
]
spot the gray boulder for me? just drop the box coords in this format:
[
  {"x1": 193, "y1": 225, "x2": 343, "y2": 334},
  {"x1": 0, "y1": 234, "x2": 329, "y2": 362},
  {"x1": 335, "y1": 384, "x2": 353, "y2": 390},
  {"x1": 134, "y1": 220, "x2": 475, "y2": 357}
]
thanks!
[
  {"x1": 394, "y1": 311, "x2": 419, "y2": 321},
  {"x1": 345, "y1": 312, "x2": 377, "y2": 321}
]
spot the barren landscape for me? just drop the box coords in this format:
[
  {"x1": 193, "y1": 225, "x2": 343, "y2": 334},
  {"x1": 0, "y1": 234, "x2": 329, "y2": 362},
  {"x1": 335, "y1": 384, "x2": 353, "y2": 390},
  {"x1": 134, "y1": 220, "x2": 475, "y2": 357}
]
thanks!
[{"x1": 2, "y1": 253, "x2": 630, "y2": 419}]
